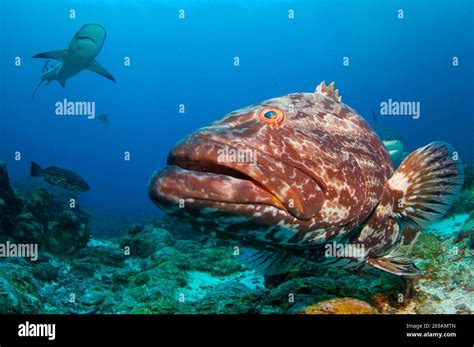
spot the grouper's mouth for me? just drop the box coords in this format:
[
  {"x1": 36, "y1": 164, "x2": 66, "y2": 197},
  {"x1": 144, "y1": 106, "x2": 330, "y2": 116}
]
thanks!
[
  {"x1": 148, "y1": 145, "x2": 288, "y2": 215},
  {"x1": 148, "y1": 133, "x2": 325, "y2": 221}
]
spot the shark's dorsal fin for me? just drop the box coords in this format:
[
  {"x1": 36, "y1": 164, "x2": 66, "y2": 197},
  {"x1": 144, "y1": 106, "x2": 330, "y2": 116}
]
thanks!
[
  {"x1": 87, "y1": 60, "x2": 116, "y2": 82},
  {"x1": 32, "y1": 49, "x2": 68, "y2": 61}
]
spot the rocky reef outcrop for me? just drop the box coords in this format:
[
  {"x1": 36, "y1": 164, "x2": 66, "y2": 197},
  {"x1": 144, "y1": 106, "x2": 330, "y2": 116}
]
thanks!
[
  {"x1": 0, "y1": 161, "x2": 23, "y2": 241},
  {"x1": 300, "y1": 298, "x2": 378, "y2": 314},
  {"x1": 0, "y1": 161, "x2": 90, "y2": 254},
  {"x1": 448, "y1": 163, "x2": 474, "y2": 217},
  {"x1": 47, "y1": 211, "x2": 89, "y2": 255},
  {"x1": 1, "y1": 211, "x2": 470, "y2": 314}
]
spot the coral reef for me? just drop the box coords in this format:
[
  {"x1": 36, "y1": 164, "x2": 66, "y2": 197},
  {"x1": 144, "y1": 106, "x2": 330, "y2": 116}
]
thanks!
[
  {"x1": 32, "y1": 262, "x2": 59, "y2": 282},
  {"x1": 0, "y1": 162, "x2": 90, "y2": 255},
  {"x1": 12, "y1": 211, "x2": 46, "y2": 244},
  {"x1": 0, "y1": 161, "x2": 23, "y2": 240},
  {"x1": 0, "y1": 211, "x2": 471, "y2": 314},
  {"x1": 119, "y1": 224, "x2": 173, "y2": 259},
  {"x1": 300, "y1": 298, "x2": 377, "y2": 314},
  {"x1": 0, "y1": 260, "x2": 41, "y2": 313},
  {"x1": 0, "y1": 160, "x2": 472, "y2": 314},
  {"x1": 47, "y1": 211, "x2": 89, "y2": 255},
  {"x1": 448, "y1": 163, "x2": 474, "y2": 216}
]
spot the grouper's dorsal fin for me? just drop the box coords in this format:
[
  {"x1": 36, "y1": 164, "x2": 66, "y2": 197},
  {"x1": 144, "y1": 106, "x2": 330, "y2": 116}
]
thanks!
[
  {"x1": 315, "y1": 80, "x2": 342, "y2": 102},
  {"x1": 32, "y1": 49, "x2": 68, "y2": 62}
]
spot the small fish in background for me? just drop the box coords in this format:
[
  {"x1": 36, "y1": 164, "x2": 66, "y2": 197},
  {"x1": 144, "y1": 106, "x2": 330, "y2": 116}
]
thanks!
[
  {"x1": 95, "y1": 114, "x2": 109, "y2": 125},
  {"x1": 32, "y1": 23, "x2": 116, "y2": 97},
  {"x1": 30, "y1": 161, "x2": 90, "y2": 192}
]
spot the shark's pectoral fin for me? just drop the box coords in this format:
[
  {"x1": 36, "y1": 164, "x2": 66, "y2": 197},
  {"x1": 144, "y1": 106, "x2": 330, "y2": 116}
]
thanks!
[
  {"x1": 87, "y1": 60, "x2": 116, "y2": 83},
  {"x1": 32, "y1": 49, "x2": 68, "y2": 61}
]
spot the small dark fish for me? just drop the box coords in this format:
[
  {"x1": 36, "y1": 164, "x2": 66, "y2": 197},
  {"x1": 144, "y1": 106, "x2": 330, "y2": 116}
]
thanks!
[
  {"x1": 95, "y1": 114, "x2": 109, "y2": 125},
  {"x1": 30, "y1": 161, "x2": 90, "y2": 192}
]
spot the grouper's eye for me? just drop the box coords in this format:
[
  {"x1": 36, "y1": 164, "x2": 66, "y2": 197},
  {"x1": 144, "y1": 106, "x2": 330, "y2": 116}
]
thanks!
[{"x1": 258, "y1": 107, "x2": 285, "y2": 126}]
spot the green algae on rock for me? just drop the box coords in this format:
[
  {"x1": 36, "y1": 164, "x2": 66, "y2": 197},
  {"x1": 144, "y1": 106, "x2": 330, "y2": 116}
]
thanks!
[{"x1": 47, "y1": 211, "x2": 89, "y2": 255}]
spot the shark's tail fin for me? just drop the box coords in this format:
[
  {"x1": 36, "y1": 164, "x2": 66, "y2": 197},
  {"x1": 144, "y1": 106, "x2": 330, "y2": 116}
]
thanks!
[{"x1": 32, "y1": 80, "x2": 45, "y2": 98}]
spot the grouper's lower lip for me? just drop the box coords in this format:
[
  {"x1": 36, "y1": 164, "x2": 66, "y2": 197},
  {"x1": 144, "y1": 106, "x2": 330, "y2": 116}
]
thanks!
[{"x1": 148, "y1": 165, "x2": 287, "y2": 212}]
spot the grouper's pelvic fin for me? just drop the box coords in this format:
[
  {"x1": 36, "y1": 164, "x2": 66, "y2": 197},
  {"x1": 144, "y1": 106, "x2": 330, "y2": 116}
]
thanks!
[
  {"x1": 366, "y1": 141, "x2": 463, "y2": 276},
  {"x1": 367, "y1": 248, "x2": 420, "y2": 276},
  {"x1": 240, "y1": 247, "x2": 298, "y2": 276}
]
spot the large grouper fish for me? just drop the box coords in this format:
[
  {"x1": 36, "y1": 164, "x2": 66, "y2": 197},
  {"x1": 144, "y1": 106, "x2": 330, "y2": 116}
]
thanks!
[{"x1": 148, "y1": 81, "x2": 463, "y2": 276}]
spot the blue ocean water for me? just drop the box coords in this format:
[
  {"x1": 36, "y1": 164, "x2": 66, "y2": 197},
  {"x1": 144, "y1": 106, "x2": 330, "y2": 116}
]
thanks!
[{"x1": 1, "y1": 0, "x2": 473, "y2": 229}]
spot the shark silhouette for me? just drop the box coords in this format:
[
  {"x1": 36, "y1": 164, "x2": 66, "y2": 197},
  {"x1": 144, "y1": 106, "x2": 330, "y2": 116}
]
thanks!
[{"x1": 32, "y1": 24, "x2": 116, "y2": 97}]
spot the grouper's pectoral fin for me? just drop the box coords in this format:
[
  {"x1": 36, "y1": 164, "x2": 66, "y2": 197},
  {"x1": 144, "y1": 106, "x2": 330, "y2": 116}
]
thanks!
[
  {"x1": 240, "y1": 247, "x2": 299, "y2": 276},
  {"x1": 32, "y1": 49, "x2": 68, "y2": 61},
  {"x1": 365, "y1": 142, "x2": 463, "y2": 277},
  {"x1": 86, "y1": 60, "x2": 116, "y2": 83},
  {"x1": 315, "y1": 80, "x2": 342, "y2": 102},
  {"x1": 367, "y1": 248, "x2": 420, "y2": 276}
]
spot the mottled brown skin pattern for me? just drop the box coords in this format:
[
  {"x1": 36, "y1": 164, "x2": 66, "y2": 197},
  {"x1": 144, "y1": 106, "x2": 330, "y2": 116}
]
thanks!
[{"x1": 149, "y1": 88, "x2": 396, "y2": 267}]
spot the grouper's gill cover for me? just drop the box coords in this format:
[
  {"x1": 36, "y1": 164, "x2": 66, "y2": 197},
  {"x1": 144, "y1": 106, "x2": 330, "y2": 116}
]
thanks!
[{"x1": 148, "y1": 81, "x2": 463, "y2": 276}]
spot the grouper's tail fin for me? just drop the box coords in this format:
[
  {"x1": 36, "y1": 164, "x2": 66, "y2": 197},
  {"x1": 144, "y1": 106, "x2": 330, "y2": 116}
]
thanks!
[
  {"x1": 30, "y1": 161, "x2": 43, "y2": 177},
  {"x1": 389, "y1": 141, "x2": 463, "y2": 227}
]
